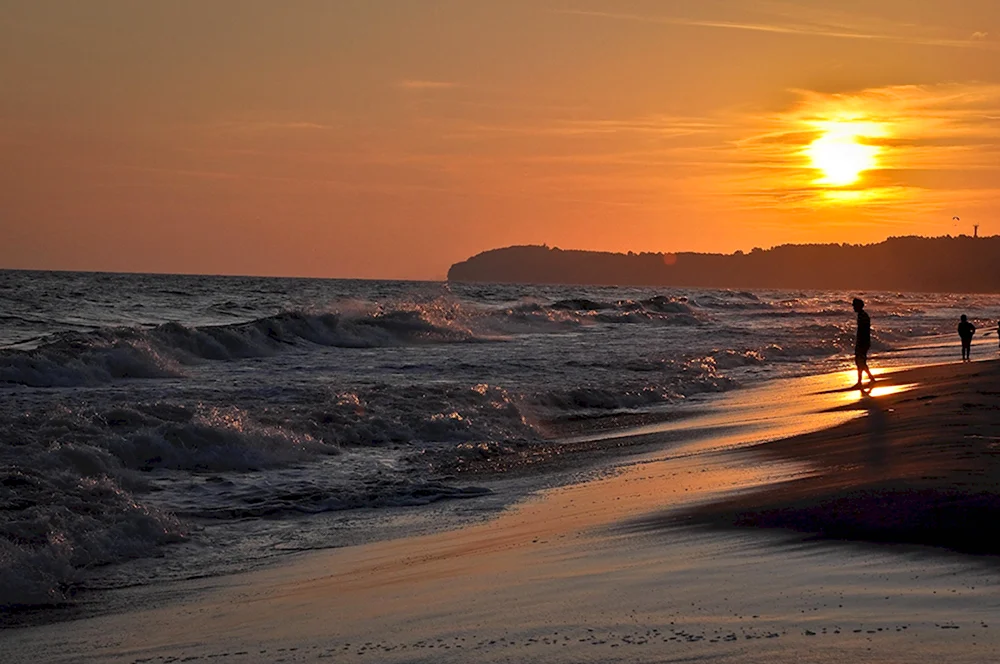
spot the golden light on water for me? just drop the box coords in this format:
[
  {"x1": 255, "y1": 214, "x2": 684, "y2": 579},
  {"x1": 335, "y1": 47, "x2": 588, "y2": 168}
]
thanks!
[{"x1": 805, "y1": 121, "x2": 885, "y2": 187}]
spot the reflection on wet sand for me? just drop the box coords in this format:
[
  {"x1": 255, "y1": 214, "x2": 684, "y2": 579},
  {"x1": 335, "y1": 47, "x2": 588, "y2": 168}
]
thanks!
[
  {"x1": 677, "y1": 360, "x2": 1000, "y2": 557},
  {"x1": 566, "y1": 368, "x2": 914, "y2": 461}
]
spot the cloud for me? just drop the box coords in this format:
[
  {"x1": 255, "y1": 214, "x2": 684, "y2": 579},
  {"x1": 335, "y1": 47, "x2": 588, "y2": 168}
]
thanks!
[
  {"x1": 396, "y1": 79, "x2": 459, "y2": 91},
  {"x1": 443, "y1": 115, "x2": 724, "y2": 140},
  {"x1": 555, "y1": 8, "x2": 1000, "y2": 51},
  {"x1": 728, "y1": 83, "x2": 1000, "y2": 210},
  {"x1": 212, "y1": 120, "x2": 334, "y2": 132},
  {"x1": 972, "y1": 31, "x2": 989, "y2": 40}
]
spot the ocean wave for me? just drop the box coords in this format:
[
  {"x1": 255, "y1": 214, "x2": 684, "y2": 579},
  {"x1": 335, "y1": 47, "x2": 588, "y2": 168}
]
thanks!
[
  {"x1": 533, "y1": 356, "x2": 736, "y2": 415},
  {"x1": 0, "y1": 402, "x2": 339, "y2": 608},
  {"x1": 691, "y1": 292, "x2": 770, "y2": 310},
  {"x1": 149, "y1": 307, "x2": 484, "y2": 354},
  {"x1": 706, "y1": 349, "x2": 767, "y2": 369},
  {"x1": 300, "y1": 383, "x2": 539, "y2": 448},
  {"x1": 500, "y1": 295, "x2": 705, "y2": 329},
  {"x1": 550, "y1": 298, "x2": 612, "y2": 311},
  {"x1": 179, "y1": 476, "x2": 492, "y2": 520},
  {"x1": 0, "y1": 296, "x2": 721, "y2": 387},
  {"x1": 0, "y1": 462, "x2": 184, "y2": 609},
  {"x1": 0, "y1": 306, "x2": 488, "y2": 387},
  {"x1": 1, "y1": 362, "x2": 756, "y2": 598},
  {"x1": 638, "y1": 295, "x2": 697, "y2": 314},
  {"x1": 534, "y1": 385, "x2": 681, "y2": 412},
  {"x1": 0, "y1": 384, "x2": 534, "y2": 606},
  {"x1": 108, "y1": 406, "x2": 339, "y2": 472},
  {"x1": 0, "y1": 332, "x2": 186, "y2": 387}
]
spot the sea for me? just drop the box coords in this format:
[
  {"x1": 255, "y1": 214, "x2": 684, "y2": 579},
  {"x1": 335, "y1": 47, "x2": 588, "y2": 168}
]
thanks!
[{"x1": 2, "y1": 270, "x2": 998, "y2": 616}]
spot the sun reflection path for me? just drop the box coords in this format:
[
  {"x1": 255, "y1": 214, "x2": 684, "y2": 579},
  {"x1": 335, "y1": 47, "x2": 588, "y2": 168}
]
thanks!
[
  {"x1": 827, "y1": 368, "x2": 916, "y2": 401},
  {"x1": 845, "y1": 382, "x2": 918, "y2": 402}
]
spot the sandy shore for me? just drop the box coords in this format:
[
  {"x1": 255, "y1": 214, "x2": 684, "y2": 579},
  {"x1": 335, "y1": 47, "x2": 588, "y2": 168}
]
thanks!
[
  {"x1": 3, "y1": 361, "x2": 999, "y2": 663},
  {"x1": 680, "y1": 359, "x2": 1000, "y2": 554}
]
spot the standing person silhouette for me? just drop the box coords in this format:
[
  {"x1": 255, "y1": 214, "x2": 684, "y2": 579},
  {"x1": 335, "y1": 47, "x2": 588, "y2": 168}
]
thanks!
[
  {"x1": 958, "y1": 315, "x2": 976, "y2": 362},
  {"x1": 852, "y1": 298, "x2": 875, "y2": 389}
]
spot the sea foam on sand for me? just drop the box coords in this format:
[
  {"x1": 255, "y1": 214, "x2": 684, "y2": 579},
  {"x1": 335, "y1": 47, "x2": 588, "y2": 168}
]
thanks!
[{"x1": 3, "y1": 362, "x2": 1000, "y2": 663}]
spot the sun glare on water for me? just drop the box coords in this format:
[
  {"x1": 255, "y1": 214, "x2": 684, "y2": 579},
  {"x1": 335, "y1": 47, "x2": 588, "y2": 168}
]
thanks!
[{"x1": 805, "y1": 121, "x2": 885, "y2": 187}]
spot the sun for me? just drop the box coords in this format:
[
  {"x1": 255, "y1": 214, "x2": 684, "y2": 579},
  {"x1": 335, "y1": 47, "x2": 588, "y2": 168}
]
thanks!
[{"x1": 805, "y1": 121, "x2": 884, "y2": 187}]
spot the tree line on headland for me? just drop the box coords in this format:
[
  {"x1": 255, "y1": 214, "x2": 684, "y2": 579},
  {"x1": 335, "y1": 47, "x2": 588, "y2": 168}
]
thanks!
[{"x1": 447, "y1": 235, "x2": 1000, "y2": 293}]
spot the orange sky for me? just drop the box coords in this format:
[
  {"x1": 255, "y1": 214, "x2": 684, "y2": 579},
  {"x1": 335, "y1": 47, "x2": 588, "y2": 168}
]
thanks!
[{"x1": 2, "y1": 0, "x2": 999, "y2": 279}]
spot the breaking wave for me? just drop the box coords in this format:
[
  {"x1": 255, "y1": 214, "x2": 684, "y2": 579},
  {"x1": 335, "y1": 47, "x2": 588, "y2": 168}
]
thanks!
[
  {"x1": 0, "y1": 307, "x2": 484, "y2": 387},
  {"x1": 0, "y1": 462, "x2": 185, "y2": 609},
  {"x1": 0, "y1": 395, "x2": 509, "y2": 608},
  {"x1": 0, "y1": 297, "x2": 718, "y2": 387},
  {"x1": 4, "y1": 273, "x2": 974, "y2": 614}
]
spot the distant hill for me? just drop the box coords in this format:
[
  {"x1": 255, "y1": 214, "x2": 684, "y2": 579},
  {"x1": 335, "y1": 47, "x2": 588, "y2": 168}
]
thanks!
[{"x1": 447, "y1": 236, "x2": 1000, "y2": 293}]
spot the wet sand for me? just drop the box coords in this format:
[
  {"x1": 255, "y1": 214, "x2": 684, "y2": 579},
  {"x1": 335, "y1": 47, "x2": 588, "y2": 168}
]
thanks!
[
  {"x1": 680, "y1": 359, "x2": 1000, "y2": 554},
  {"x1": 2, "y1": 362, "x2": 999, "y2": 663}
]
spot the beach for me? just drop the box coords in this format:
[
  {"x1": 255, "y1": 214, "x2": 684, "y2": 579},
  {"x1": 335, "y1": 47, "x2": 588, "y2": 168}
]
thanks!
[
  {"x1": 3, "y1": 358, "x2": 999, "y2": 663},
  {"x1": 10, "y1": 275, "x2": 995, "y2": 612},
  {"x1": 7, "y1": 2, "x2": 1000, "y2": 661}
]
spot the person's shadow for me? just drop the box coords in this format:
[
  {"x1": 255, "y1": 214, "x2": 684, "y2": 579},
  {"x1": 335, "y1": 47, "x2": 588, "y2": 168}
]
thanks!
[{"x1": 858, "y1": 386, "x2": 889, "y2": 473}]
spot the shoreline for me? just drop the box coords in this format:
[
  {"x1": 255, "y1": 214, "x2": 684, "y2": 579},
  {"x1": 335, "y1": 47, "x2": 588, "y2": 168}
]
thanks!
[{"x1": 3, "y1": 359, "x2": 1000, "y2": 662}]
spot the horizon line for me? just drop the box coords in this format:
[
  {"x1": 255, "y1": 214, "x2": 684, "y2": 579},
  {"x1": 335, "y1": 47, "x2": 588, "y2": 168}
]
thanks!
[{"x1": 3, "y1": 233, "x2": 993, "y2": 281}]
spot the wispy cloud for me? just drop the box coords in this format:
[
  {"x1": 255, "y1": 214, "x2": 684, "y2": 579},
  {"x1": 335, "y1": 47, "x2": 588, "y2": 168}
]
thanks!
[
  {"x1": 155, "y1": 81, "x2": 1000, "y2": 231},
  {"x1": 555, "y1": 8, "x2": 1000, "y2": 51},
  {"x1": 728, "y1": 83, "x2": 1000, "y2": 211},
  {"x1": 442, "y1": 115, "x2": 725, "y2": 140},
  {"x1": 396, "y1": 79, "x2": 459, "y2": 91},
  {"x1": 219, "y1": 121, "x2": 333, "y2": 132},
  {"x1": 360, "y1": 82, "x2": 1000, "y2": 221}
]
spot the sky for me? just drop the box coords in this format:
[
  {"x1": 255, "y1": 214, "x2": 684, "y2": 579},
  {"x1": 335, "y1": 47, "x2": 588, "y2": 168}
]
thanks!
[{"x1": 2, "y1": 0, "x2": 999, "y2": 279}]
